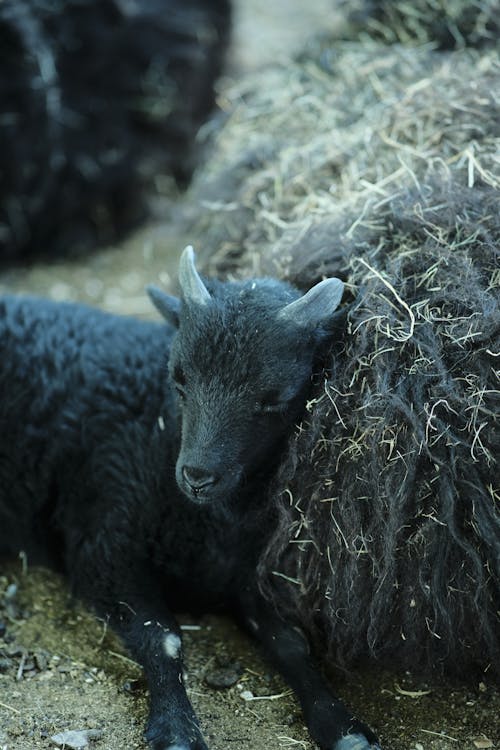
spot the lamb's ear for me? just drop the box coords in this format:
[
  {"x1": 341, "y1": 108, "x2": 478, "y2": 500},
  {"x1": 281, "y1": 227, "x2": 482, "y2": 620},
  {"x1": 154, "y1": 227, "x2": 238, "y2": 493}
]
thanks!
[
  {"x1": 278, "y1": 278, "x2": 344, "y2": 330},
  {"x1": 179, "y1": 245, "x2": 211, "y2": 306},
  {"x1": 147, "y1": 285, "x2": 181, "y2": 327}
]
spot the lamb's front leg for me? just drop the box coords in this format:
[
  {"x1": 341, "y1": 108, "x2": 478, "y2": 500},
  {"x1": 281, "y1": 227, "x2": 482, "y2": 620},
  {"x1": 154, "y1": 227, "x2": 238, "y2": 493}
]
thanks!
[
  {"x1": 74, "y1": 564, "x2": 207, "y2": 750},
  {"x1": 114, "y1": 602, "x2": 206, "y2": 750},
  {"x1": 237, "y1": 587, "x2": 380, "y2": 750}
]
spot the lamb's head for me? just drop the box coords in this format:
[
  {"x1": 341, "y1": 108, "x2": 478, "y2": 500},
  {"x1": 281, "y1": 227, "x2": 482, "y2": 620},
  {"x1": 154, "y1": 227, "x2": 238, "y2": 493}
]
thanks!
[{"x1": 148, "y1": 246, "x2": 344, "y2": 505}]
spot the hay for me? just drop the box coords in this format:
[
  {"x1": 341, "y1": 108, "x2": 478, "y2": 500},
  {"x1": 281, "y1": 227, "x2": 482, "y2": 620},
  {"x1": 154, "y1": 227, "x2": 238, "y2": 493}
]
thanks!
[
  {"x1": 0, "y1": 0, "x2": 230, "y2": 262},
  {"x1": 186, "y1": 37, "x2": 499, "y2": 677},
  {"x1": 341, "y1": 0, "x2": 500, "y2": 49},
  {"x1": 189, "y1": 43, "x2": 499, "y2": 282}
]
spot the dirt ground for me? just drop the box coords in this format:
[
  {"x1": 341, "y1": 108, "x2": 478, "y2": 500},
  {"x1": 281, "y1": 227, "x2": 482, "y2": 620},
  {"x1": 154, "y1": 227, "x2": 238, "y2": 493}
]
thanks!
[
  {"x1": 0, "y1": 2, "x2": 498, "y2": 750},
  {"x1": 1, "y1": 567, "x2": 499, "y2": 750}
]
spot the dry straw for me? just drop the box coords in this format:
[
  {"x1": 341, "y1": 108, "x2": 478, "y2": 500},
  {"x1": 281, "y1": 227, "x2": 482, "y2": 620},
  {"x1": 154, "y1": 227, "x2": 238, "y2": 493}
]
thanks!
[{"x1": 342, "y1": 0, "x2": 500, "y2": 49}]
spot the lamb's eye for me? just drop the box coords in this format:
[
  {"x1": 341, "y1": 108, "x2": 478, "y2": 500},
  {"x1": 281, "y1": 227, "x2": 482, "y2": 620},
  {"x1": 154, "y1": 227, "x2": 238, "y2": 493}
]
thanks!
[
  {"x1": 254, "y1": 391, "x2": 285, "y2": 415},
  {"x1": 173, "y1": 365, "x2": 186, "y2": 386},
  {"x1": 260, "y1": 402, "x2": 284, "y2": 414},
  {"x1": 171, "y1": 365, "x2": 186, "y2": 401}
]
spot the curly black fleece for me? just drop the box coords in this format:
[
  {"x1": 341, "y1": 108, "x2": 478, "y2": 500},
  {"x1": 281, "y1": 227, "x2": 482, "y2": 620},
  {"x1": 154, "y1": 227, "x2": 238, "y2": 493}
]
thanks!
[
  {"x1": 0, "y1": 0, "x2": 230, "y2": 262},
  {"x1": 257, "y1": 177, "x2": 500, "y2": 679}
]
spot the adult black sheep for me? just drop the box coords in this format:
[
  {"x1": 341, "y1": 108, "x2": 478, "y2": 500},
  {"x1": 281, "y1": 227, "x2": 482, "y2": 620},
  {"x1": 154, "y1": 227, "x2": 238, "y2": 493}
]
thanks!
[
  {"x1": 256, "y1": 178, "x2": 500, "y2": 681},
  {"x1": 0, "y1": 0, "x2": 230, "y2": 263},
  {"x1": 0, "y1": 247, "x2": 379, "y2": 750}
]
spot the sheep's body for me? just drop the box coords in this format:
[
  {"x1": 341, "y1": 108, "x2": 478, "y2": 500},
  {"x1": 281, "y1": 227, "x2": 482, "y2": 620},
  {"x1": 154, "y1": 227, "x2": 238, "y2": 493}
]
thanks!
[
  {"x1": 0, "y1": 0, "x2": 230, "y2": 262},
  {"x1": 256, "y1": 180, "x2": 500, "y2": 680},
  {"x1": 0, "y1": 250, "x2": 376, "y2": 750},
  {"x1": 0, "y1": 297, "x2": 171, "y2": 563}
]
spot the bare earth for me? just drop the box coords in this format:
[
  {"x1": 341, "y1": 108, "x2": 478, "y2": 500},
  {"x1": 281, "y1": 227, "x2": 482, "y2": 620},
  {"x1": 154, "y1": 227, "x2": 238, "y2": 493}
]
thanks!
[{"x1": 1, "y1": 567, "x2": 499, "y2": 750}]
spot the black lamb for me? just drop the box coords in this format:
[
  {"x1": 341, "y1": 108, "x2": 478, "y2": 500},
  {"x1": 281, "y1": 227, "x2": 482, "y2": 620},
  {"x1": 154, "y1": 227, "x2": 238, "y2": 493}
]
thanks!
[{"x1": 0, "y1": 247, "x2": 379, "y2": 750}]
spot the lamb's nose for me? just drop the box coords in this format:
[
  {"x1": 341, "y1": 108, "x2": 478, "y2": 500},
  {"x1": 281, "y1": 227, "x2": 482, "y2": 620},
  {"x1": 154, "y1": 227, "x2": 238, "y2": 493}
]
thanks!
[{"x1": 182, "y1": 465, "x2": 218, "y2": 492}]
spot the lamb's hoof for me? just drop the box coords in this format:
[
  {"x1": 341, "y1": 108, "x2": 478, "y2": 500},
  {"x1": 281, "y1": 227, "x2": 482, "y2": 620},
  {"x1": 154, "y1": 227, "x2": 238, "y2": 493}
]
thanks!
[
  {"x1": 146, "y1": 732, "x2": 208, "y2": 750},
  {"x1": 334, "y1": 733, "x2": 381, "y2": 750}
]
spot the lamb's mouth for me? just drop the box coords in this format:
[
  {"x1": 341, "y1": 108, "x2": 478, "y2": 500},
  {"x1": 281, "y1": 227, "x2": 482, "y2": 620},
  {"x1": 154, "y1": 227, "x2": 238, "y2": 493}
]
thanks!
[{"x1": 176, "y1": 463, "x2": 243, "y2": 504}]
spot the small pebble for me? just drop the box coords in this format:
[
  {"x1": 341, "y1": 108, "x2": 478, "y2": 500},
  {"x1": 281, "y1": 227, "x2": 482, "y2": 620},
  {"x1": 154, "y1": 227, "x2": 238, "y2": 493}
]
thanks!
[
  {"x1": 473, "y1": 739, "x2": 493, "y2": 749},
  {"x1": 51, "y1": 728, "x2": 103, "y2": 749},
  {"x1": 204, "y1": 661, "x2": 242, "y2": 689},
  {"x1": 34, "y1": 651, "x2": 48, "y2": 671},
  {"x1": 0, "y1": 656, "x2": 13, "y2": 671},
  {"x1": 5, "y1": 584, "x2": 18, "y2": 600},
  {"x1": 123, "y1": 678, "x2": 143, "y2": 693}
]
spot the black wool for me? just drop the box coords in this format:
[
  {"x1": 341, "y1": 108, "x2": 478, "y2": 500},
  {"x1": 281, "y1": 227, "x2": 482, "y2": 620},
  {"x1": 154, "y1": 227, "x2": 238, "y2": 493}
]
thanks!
[
  {"x1": 0, "y1": 0, "x2": 230, "y2": 262},
  {"x1": 257, "y1": 177, "x2": 500, "y2": 679}
]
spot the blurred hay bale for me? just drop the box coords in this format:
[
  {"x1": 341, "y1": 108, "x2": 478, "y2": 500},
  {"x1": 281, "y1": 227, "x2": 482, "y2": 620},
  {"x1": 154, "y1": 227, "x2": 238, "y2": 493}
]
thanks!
[
  {"x1": 187, "y1": 38, "x2": 499, "y2": 677},
  {"x1": 0, "y1": 0, "x2": 230, "y2": 263},
  {"x1": 340, "y1": 0, "x2": 500, "y2": 49},
  {"x1": 189, "y1": 42, "x2": 498, "y2": 282}
]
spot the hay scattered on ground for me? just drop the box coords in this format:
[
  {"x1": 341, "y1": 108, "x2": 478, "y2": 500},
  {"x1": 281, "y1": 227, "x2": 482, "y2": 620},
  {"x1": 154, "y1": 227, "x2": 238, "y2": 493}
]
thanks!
[{"x1": 186, "y1": 34, "x2": 499, "y2": 677}]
